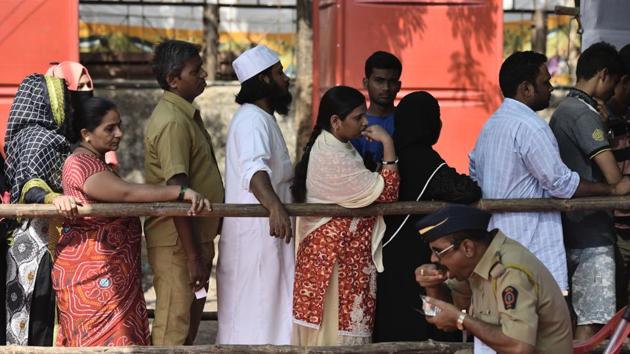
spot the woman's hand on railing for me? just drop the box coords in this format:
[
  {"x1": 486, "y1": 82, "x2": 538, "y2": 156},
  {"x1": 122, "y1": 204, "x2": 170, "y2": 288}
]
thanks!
[
  {"x1": 52, "y1": 195, "x2": 81, "y2": 218},
  {"x1": 182, "y1": 188, "x2": 211, "y2": 216}
]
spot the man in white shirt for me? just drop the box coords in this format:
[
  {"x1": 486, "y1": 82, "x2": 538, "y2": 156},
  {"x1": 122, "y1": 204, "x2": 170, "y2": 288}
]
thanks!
[{"x1": 217, "y1": 45, "x2": 295, "y2": 345}]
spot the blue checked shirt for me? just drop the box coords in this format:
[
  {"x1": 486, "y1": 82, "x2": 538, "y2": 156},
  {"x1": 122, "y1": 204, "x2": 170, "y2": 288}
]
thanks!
[{"x1": 469, "y1": 98, "x2": 580, "y2": 291}]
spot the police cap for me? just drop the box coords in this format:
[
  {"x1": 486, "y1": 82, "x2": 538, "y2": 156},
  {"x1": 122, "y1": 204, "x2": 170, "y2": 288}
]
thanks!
[{"x1": 416, "y1": 204, "x2": 491, "y2": 243}]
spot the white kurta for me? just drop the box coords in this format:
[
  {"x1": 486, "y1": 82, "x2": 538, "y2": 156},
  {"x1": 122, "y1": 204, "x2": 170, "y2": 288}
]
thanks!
[{"x1": 217, "y1": 103, "x2": 295, "y2": 345}]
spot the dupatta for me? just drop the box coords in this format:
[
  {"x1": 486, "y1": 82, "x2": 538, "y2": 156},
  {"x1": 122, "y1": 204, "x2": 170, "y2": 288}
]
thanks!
[{"x1": 296, "y1": 130, "x2": 387, "y2": 271}]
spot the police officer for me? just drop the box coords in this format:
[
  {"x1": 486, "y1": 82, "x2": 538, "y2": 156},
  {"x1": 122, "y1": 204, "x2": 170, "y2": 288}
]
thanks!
[{"x1": 415, "y1": 205, "x2": 572, "y2": 354}]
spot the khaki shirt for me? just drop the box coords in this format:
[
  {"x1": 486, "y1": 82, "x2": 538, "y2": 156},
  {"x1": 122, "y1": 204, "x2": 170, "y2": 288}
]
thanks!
[
  {"x1": 143, "y1": 91, "x2": 224, "y2": 247},
  {"x1": 450, "y1": 231, "x2": 572, "y2": 353}
]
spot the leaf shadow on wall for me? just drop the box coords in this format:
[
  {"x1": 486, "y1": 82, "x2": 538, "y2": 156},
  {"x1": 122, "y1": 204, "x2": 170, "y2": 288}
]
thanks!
[{"x1": 446, "y1": 2, "x2": 502, "y2": 113}]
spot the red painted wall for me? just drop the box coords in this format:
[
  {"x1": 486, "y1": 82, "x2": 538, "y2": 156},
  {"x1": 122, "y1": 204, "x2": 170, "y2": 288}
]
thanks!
[
  {"x1": 0, "y1": 0, "x2": 79, "y2": 155},
  {"x1": 313, "y1": 0, "x2": 503, "y2": 172}
]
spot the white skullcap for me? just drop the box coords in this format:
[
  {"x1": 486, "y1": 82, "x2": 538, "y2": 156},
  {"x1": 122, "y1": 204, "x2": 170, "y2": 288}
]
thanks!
[{"x1": 232, "y1": 45, "x2": 280, "y2": 83}]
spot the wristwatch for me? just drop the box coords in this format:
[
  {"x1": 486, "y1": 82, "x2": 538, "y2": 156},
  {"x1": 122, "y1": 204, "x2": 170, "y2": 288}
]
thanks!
[
  {"x1": 177, "y1": 185, "x2": 187, "y2": 201},
  {"x1": 456, "y1": 312, "x2": 467, "y2": 331}
]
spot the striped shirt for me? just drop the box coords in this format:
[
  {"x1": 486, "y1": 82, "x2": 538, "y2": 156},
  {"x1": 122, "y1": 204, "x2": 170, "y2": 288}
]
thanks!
[{"x1": 469, "y1": 98, "x2": 580, "y2": 291}]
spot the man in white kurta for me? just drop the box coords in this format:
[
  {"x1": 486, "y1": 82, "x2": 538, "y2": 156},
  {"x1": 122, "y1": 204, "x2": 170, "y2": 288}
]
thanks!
[{"x1": 217, "y1": 45, "x2": 295, "y2": 345}]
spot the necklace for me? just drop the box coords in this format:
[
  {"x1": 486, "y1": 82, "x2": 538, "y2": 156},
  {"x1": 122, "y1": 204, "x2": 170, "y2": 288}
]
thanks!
[{"x1": 78, "y1": 142, "x2": 104, "y2": 160}]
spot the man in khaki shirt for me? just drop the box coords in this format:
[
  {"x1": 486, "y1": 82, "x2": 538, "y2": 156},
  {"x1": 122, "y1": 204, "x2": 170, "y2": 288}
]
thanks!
[
  {"x1": 415, "y1": 205, "x2": 572, "y2": 354},
  {"x1": 144, "y1": 40, "x2": 224, "y2": 345}
]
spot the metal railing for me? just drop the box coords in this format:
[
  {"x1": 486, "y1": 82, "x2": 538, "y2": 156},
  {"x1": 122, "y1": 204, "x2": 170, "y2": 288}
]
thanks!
[
  {"x1": 2, "y1": 198, "x2": 629, "y2": 352},
  {"x1": 2, "y1": 196, "x2": 630, "y2": 218}
]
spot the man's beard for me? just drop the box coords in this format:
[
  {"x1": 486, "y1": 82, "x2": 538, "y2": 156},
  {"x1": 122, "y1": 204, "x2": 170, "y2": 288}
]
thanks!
[
  {"x1": 531, "y1": 95, "x2": 550, "y2": 112},
  {"x1": 269, "y1": 81, "x2": 292, "y2": 115},
  {"x1": 529, "y1": 87, "x2": 550, "y2": 112}
]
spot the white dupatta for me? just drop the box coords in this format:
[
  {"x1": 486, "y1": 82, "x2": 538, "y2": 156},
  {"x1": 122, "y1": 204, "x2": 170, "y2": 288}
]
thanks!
[{"x1": 296, "y1": 130, "x2": 387, "y2": 272}]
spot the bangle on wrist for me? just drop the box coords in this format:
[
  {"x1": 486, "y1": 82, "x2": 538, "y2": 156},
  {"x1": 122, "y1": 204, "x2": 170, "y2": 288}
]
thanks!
[
  {"x1": 456, "y1": 311, "x2": 467, "y2": 331},
  {"x1": 177, "y1": 185, "x2": 187, "y2": 201},
  {"x1": 381, "y1": 158, "x2": 399, "y2": 165}
]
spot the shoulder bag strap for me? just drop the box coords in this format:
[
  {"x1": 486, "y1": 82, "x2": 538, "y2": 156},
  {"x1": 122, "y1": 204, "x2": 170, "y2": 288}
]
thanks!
[{"x1": 383, "y1": 162, "x2": 446, "y2": 248}]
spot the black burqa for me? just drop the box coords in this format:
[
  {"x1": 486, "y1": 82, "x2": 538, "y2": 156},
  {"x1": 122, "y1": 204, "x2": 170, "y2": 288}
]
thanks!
[{"x1": 373, "y1": 91, "x2": 481, "y2": 342}]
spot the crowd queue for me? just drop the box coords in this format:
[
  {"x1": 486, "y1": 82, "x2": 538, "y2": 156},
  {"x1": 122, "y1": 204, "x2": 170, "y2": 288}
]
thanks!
[{"x1": 0, "y1": 38, "x2": 629, "y2": 353}]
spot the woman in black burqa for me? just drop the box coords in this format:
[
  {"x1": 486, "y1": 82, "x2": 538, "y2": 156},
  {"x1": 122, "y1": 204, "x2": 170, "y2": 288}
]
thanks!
[{"x1": 373, "y1": 91, "x2": 482, "y2": 342}]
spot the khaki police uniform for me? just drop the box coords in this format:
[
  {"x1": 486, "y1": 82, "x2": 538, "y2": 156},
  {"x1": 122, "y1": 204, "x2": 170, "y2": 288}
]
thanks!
[
  {"x1": 450, "y1": 231, "x2": 573, "y2": 353},
  {"x1": 144, "y1": 90, "x2": 224, "y2": 345}
]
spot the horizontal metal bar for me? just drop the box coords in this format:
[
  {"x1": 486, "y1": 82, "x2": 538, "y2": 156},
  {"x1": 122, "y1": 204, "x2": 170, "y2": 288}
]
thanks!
[{"x1": 1, "y1": 196, "x2": 630, "y2": 218}]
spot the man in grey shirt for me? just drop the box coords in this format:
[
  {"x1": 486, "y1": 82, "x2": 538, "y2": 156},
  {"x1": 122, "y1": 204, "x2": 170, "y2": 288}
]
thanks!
[{"x1": 550, "y1": 41, "x2": 624, "y2": 340}]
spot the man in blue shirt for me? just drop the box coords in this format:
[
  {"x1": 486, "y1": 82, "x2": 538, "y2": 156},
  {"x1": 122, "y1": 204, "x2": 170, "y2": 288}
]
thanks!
[{"x1": 351, "y1": 51, "x2": 402, "y2": 170}]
